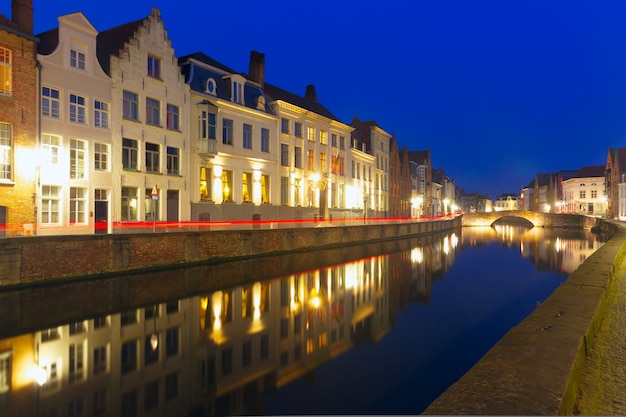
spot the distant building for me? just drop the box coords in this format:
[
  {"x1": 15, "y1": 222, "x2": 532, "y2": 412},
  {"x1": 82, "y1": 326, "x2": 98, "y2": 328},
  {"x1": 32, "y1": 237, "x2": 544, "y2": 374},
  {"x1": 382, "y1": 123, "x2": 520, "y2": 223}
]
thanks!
[
  {"x1": 457, "y1": 191, "x2": 492, "y2": 213},
  {"x1": 562, "y1": 165, "x2": 606, "y2": 216},
  {"x1": 407, "y1": 149, "x2": 432, "y2": 216},
  {"x1": 494, "y1": 193, "x2": 519, "y2": 211},
  {"x1": 521, "y1": 170, "x2": 575, "y2": 213},
  {"x1": 606, "y1": 147, "x2": 626, "y2": 219}
]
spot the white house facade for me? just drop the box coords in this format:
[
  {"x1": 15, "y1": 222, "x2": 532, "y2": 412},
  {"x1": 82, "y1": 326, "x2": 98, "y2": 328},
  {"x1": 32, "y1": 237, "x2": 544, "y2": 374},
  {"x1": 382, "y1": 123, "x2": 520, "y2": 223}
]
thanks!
[{"x1": 561, "y1": 166, "x2": 606, "y2": 217}]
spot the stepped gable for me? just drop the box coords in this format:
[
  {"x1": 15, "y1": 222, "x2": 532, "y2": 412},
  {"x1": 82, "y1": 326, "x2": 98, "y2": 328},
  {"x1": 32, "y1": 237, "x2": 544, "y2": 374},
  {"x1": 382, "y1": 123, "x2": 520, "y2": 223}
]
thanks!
[{"x1": 96, "y1": 17, "x2": 144, "y2": 75}]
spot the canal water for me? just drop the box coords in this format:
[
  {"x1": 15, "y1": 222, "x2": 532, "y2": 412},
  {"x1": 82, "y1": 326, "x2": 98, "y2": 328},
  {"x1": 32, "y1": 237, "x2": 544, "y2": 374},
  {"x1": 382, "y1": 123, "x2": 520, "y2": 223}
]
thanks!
[{"x1": 0, "y1": 225, "x2": 606, "y2": 416}]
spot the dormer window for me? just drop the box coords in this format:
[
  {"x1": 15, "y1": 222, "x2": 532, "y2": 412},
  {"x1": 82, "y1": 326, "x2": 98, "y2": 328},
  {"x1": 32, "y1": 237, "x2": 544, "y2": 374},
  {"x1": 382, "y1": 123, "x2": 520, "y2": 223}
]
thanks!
[
  {"x1": 257, "y1": 95, "x2": 266, "y2": 110},
  {"x1": 204, "y1": 78, "x2": 217, "y2": 96},
  {"x1": 224, "y1": 74, "x2": 246, "y2": 105}
]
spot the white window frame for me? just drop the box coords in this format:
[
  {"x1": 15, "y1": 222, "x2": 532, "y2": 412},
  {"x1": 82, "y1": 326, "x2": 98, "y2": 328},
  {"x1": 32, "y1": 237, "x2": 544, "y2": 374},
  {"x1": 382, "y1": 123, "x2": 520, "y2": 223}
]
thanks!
[
  {"x1": 0, "y1": 122, "x2": 12, "y2": 181},
  {"x1": 42, "y1": 87, "x2": 60, "y2": 119},
  {"x1": 70, "y1": 187, "x2": 87, "y2": 224},
  {"x1": 70, "y1": 139, "x2": 86, "y2": 179},
  {"x1": 70, "y1": 49, "x2": 86, "y2": 70},
  {"x1": 69, "y1": 93, "x2": 86, "y2": 124},
  {"x1": 41, "y1": 134, "x2": 61, "y2": 164},
  {"x1": 94, "y1": 143, "x2": 108, "y2": 171},
  {"x1": 94, "y1": 100, "x2": 109, "y2": 128},
  {"x1": 41, "y1": 185, "x2": 61, "y2": 224}
]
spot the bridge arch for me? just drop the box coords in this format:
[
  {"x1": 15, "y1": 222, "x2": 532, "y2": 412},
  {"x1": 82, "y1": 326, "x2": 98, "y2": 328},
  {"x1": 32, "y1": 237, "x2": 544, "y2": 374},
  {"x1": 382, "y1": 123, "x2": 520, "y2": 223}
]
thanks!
[
  {"x1": 462, "y1": 210, "x2": 588, "y2": 228},
  {"x1": 491, "y1": 216, "x2": 534, "y2": 228}
]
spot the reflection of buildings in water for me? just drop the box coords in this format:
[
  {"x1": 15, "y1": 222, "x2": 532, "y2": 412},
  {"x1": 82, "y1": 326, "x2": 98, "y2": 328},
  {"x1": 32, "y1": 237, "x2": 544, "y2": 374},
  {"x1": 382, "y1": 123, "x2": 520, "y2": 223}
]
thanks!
[{"x1": 2, "y1": 233, "x2": 460, "y2": 417}]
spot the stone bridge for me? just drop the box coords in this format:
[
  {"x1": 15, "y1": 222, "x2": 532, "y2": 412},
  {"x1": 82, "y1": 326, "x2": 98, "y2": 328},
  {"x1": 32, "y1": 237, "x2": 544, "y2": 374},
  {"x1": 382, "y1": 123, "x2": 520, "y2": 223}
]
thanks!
[{"x1": 462, "y1": 210, "x2": 596, "y2": 228}]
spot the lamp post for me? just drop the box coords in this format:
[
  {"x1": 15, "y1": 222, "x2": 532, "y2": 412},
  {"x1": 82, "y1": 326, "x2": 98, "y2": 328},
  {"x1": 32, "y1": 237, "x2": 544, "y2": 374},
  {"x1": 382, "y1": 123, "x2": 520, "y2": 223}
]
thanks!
[
  {"x1": 151, "y1": 184, "x2": 158, "y2": 232},
  {"x1": 363, "y1": 186, "x2": 368, "y2": 224},
  {"x1": 309, "y1": 172, "x2": 328, "y2": 222}
]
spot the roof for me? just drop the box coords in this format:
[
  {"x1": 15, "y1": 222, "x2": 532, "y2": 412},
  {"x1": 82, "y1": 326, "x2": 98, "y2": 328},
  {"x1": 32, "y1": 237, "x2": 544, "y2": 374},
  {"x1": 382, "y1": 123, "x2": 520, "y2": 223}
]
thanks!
[
  {"x1": 407, "y1": 150, "x2": 430, "y2": 165},
  {"x1": 571, "y1": 165, "x2": 605, "y2": 179},
  {"x1": 96, "y1": 18, "x2": 144, "y2": 75},
  {"x1": 36, "y1": 27, "x2": 58, "y2": 55},
  {"x1": 178, "y1": 51, "x2": 238, "y2": 75},
  {"x1": 263, "y1": 82, "x2": 340, "y2": 122}
]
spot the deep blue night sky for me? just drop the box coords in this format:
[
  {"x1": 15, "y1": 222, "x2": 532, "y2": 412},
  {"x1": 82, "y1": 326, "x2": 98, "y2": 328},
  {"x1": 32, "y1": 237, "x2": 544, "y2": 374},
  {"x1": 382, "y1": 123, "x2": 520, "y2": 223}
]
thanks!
[{"x1": 8, "y1": 1, "x2": 626, "y2": 198}]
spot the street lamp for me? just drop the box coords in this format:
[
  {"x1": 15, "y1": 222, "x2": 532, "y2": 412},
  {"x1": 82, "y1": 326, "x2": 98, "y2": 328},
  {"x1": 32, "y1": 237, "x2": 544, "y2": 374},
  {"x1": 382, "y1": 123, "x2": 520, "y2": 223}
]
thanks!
[
  {"x1": 363, "y1": 186, "x2": 368, "y2": 224},
  {"x1": 308, "y1": 172, "x2": 328, "y2": 221}
]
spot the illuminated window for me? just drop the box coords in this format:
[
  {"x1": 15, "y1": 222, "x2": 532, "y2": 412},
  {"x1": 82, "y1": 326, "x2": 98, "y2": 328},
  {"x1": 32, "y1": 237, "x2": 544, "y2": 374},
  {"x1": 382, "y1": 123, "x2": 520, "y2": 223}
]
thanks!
[
  {"x1": 40, "y1": 327, "x2": 60, "y2": 342},
  {"x1": 243, "y1": 123, "x2": 252, "y2": 149},
  {"x1": 147, "y1": 55, "x2": 161, "y2": 79},
  {"x1": 261, "y1": 128, "x2": 270, "y2": 152},
  {"x1": 166, "y1": 146, "x2": 179, "y2": 175},
  {"x1": 69, "y1": 94, "x2": 86, "y2": 124},
  {"x1": 261, "y1": 174, "x2": 269, "y2": 204},
  {"x1": 122, "y1": 138, "x2": 138, "y2": 170},
  {"x1": 222, "y1": 170, "x2": 233, "y2": 202},
  {"x1": 307, "y1": 149, "x2": 314, "y2": 171},
  {"x1": 166, "y1": 104, "x2": 179, "y2": 130},
  {"x1": 145, "y1": 142, "x2": 160, "y2": 173},
  {"x1": 146, "y1": 98, "x2": 160, "y2": 126},
  {"x1": 0, "y1": 122, "x2": 12, "y2": 180},
  {"x1": 281, "y1": 176, "x2": 289, "y2": 205},
  {"x1": 307, "y1": 126, "x2": 315, "y2": 142},
  {"x1": 200, "y1": 167, "x2": 211, "y2": 201},
  {"x1": 242, "y1": 172, "x2": 252, "y2": 202},
  {"x1": 0, "y1": 351, "x2": 11, "y2": 400},
  {"x1": 222, "y1": 118, "x2": 233, "y2": 145},
  {"x1": 320, "y1": 130, "x2": 328, "y2": 145},
  {"x1": 0, "y1": 47, "x2": 11, "y2": 95},
  {"x1": 70, "y1": 139, "x2": 86, "y2": 179},
  {"x1": 70, "y1": 49, "x2": 85, "y2": 70},
  {"x1": 42, "y1": 87, "x2": 60, "y2": 119},
  {"x1": 69, "y1": 343, "x2": 84, "y2": 383},
  {"x1": 41, "y1": 185, "x2": 61, "y2": 224},
  {"x1": 94, "y1": 143, "x2": 108, "y2": 171},
  {"x1": 70, "y1": 187, "x2": 86, "y2": 224},
  {"x1": 122, "y1": 91, "x2": 138, "y2": 120},
  {"x1": 280, "y1": 144, "x2": 289, "y2": 166},
  {"x1": 320, "y1": 152, "x2": 326, "y2": 172},
  {"x1": 121, "y1": 187, "x2": 138, "y2": 221},
  {"x1": 94, "y1": 100, "x2": 109, "y2": 128}
]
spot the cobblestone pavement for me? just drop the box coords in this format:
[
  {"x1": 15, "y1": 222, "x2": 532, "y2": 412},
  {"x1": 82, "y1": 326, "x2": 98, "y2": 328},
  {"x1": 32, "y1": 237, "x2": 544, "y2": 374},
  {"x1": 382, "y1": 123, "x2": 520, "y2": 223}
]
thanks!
[{"x1": 575, "y1": 255, "x2": 626, "y2": 415}]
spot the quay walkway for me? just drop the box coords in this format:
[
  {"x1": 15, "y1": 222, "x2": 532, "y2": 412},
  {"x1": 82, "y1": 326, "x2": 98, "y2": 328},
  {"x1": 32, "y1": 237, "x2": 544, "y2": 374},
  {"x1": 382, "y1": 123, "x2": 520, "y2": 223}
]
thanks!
[{"x1": 423, "y1": 221, "x2": 626, "y2": 415}]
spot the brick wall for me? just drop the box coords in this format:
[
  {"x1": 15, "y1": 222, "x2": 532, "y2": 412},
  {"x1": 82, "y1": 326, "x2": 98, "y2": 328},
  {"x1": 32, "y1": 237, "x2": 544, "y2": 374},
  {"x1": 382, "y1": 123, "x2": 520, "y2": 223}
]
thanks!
[{"x1": 0, "y1": 217, "x2": 461, "y2": 286}]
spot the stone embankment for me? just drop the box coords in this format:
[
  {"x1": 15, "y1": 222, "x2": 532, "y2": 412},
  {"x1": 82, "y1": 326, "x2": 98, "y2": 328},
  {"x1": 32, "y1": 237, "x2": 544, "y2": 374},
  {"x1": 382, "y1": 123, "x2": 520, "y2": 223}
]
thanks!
[
  {"x1": 0, "y1": 217, "x2": 461, "y2": 288},
  {"x1": 423, "y1": 219, "x2": 625, "y2": 415}
]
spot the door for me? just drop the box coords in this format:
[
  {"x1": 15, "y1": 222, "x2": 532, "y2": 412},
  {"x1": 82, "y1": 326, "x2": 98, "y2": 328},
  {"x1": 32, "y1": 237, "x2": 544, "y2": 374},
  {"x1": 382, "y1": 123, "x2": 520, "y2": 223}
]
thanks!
[
  {"x1": 167, "y1": 190, "x2": 179, "y2": 222},
  {"x1": 94, "y1": 189, "x2": 108, "y2": 234}
]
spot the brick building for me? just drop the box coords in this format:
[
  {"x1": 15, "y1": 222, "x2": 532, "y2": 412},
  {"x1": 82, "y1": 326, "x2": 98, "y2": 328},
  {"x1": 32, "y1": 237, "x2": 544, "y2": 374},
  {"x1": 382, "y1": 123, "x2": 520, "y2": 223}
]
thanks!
[{"x1": 0, "y1": 0, "x2": 38, "y2": 236}]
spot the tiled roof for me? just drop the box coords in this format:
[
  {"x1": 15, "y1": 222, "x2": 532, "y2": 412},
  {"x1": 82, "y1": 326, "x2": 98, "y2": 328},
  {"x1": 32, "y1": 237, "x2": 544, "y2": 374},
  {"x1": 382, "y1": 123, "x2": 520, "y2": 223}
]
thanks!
[
  {"x1": 571, "y1": 165, "x2": 605, "y2": 178},
  {"x1": 263, "y1": 82, "x2": 340, "y2": 122},
  {"x1": 36, "y1": 28, "x2": 58, "y2": 55},
  {"x1": 96, "y1": 18, "x2": 144, "y2": 75},
  {"x1": 178, "y1": 52, "x2": 238, "y2": 75}
]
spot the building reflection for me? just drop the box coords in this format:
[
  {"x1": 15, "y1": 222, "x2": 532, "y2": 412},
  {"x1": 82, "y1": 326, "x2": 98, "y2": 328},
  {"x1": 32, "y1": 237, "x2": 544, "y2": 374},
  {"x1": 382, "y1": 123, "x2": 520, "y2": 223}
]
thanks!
[{"x1": 0, "y1": 227, "x2": 602, "y2": 416}]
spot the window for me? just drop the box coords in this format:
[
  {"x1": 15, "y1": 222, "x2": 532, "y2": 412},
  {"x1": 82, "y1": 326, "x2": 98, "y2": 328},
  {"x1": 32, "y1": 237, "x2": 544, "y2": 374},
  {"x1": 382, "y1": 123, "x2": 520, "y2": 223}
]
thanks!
[
  {"x1": 94, "y1": 143, "x2": 108, "y2": 170},
  {"x1": 260, "y1": 334, "x2": 269, "y2": 360},
  {"x1": 0, "y1": 352, "x2": 11, "y2": 404},
  {"x1": 68, "y1": 397, "x2": 84, "y2": 416},
  {"x1": 242, "y1": 172, "x2": 252, "y2": 202},
  {"x1": 295, "y1": 122, "x2": 302, "y2": 138},
  {"x1": 320, "y1": 152, "x2": 326, "y2": 171},
  {"x1": 331, "y1": 133, "x2": 337, "y2": 148},
  {"x1": 145, "y1": 142, "x2": 160, "y2": 173},
  {"x1": 146, "y1": 98, "x2": 160, "y2": 126},
  {"x1": 165, "y1": 372, "x2": 178, "y2": 400},
  {"x1": 70, "y1": 49, "x2": 85, "y2": 70},
  {"x1": 121, "y1": 340, "x2": 137, "y2": 374},
  {"x1": 147, "y1": 55, "x2": 161, "y2": 79},
  {"x1": 307, "y1": 150, "x2": 314, "y2": 171},
  {"x1": 42, "y1": 185, "x2": 60, "y2": 224},
  {"x1": 167, "y1": 147, "x2": 179, "y2": 175},
  {"x1": 41, "y1": 327, "x2": 60, "y2": 342},
  {"x1": 166, "y1": 327, "x2": 179, "y2": 357},
  {"x1": 41, "y1": 134, "x2": 60, "y2": 164},
  {"x1": 221, "y1": 348, "x2": 233, "y2": 375},
  {"x1": 69, "y1": 343, "x2": 84, "y2": 383},
  {"x1": 222, "y1": 170, "x2": 233, "y2": 202},
  {"x1": 70, "y1": 139, "x2": 86, "y2": 178},
  {"x1": 295, "y1": 147, "x2": 302, "y2": 168},
  {"x1": 280, "y1": 144, "x2": 289, "y2": 166},
  {"x1": 320, "y1": 130, "x2": 328, "y2": 145},
  {"x1": 580, "y1": 190, "x2": 586, "y2": 199},
  {"x1": 0, "y1": 47, "x2": 11, "y2": 95},
  {"x1": 200, "y1": 167, "x2": 211, "y2": 201},
  {"x1": 122, "y1": 138, "x2": 138, "y2": 170},
  {"x1": 261, "y1": 174, "x2": 269, "y2": 204},
  {"x1": 42, "y1": 87, "x2": 60, "y2": 118},
  {"x1": 243, "y1": 124, "x2": 252, "y2": 149},
  {"x1": 143, "y1": 380, "x2": 159, "y2": 411},
  {"x1": 242, "y1": 340, "x2": 252, "y2": 368},
  {"x1": 281, "y1": 176, "x2": 289, "y2": 205},
  {"x1": 93, "y1": 346, "x2": 107, "y2": 375},
  {"x1": 69, "y1": 94, "x2": 86, "y2": 124},
  {"x1": 307, "y1": 126, "x2": 315, "y2": 142},
  {"x1": 0, "y1": 123, "x2": 11, "y2": 180},
  {"x1": 123, "y1": 91, "x2": 138, "y2": 120},
  {"x1": 121, "y1": 389, "x2": 137, "y2": 417},
  {"x1": 294, "y1": 178, "x2": 301, "y2": 206},
  {"x1": 70, "y1": 187, "x2": 86, "y2": 224},
  {"x1": 222, "y1": 119, "x2": 233, "y2": 145},
  {"x1": 199, "y1": 110, "x2": 216, "y2": 139},
  {"x1": 232, "y1": 81, "x2": 243, "y2": 104},
  {"x1": 281, "y1": 118, "x2": 289, "y2": 134},
  {"x1": 166, "y1": 104, "x2": 179, "y2": 130},
  {"x1": 340, "y1": 136, "x2": 345, "y2": 150},
  {"x1": 94, "y1": 100, "x2": 109, "y2": 128},
  {"x1": 261, "y1": 128, "x2": 270, "y2": 152},
  {"x1": 93, "y1": 388, "x2": 107, "y2": 416},
  {"x1": 591, "y1": 190, "x2": 597, "y2": 198},
  {"x1": 121, "y1": 187, "x2": 138, "y2": 221}
]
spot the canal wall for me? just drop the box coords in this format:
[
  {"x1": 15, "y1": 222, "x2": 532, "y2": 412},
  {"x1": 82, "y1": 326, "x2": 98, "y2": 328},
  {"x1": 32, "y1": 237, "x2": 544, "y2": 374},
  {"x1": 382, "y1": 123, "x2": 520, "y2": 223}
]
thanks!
[
  {"x1": 423, "y1": 219, "x2": 625, "y2": 415},
  {"x1": 0, "y1": 216, "x2": 461, "y2": 288}
]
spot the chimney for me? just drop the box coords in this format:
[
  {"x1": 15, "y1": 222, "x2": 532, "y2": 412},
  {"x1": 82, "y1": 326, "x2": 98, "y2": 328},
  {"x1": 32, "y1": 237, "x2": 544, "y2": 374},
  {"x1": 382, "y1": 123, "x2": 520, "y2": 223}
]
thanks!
[
  {"x1": 248, "y1": 50, "x2": 265, "y2": 87},
  {"x1": 12, "y1": 0, "x2": 33, "y2": 35},
  {"x1": 305, "y1": 84, "x2": 317, "y2": 103}
]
